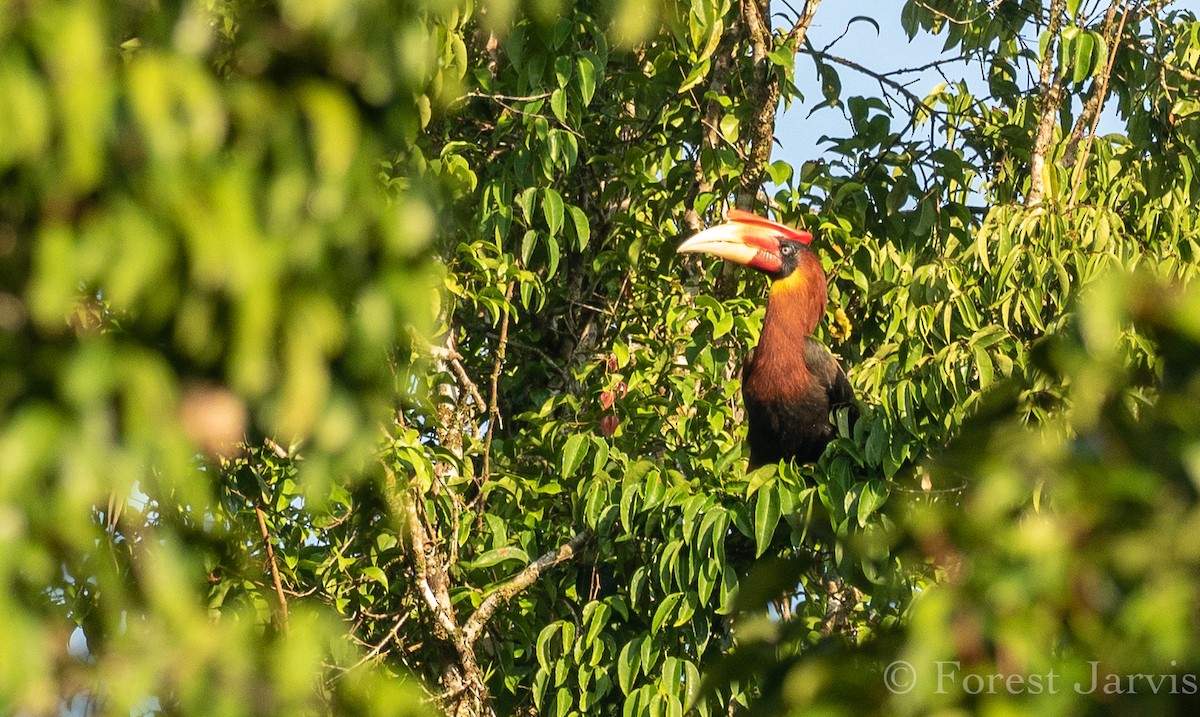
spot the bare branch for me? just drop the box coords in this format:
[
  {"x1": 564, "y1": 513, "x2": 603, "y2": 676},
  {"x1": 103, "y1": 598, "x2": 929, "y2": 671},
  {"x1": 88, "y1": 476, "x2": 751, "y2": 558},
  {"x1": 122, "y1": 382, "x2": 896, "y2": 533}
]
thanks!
[
  {"x1": 334, "y1": 612, "x2": 412, "y2": 680},
  {"x1": 462, "y1": 530, "x2": 593, "y2": 644},
  {"x1": 399, "y1": 485, "x2": 461, "y2": 638},
  {"x1": 881, "y1": 56, "x2": 969, "y2": 78},
  {"x1": 482, "y1": 283, "x2": 514, "y2": 482},
  {"x1": 264, "y1": 436, "x2": 290, "y2": 459},
  {"x1": 1026, "y1": 0, "x2": 1068, "y2": 209},
  {"x1": 819, "y1": 576, "x2": 863, "y2": 638},
  {"x1": 1066, "y1": 0, "x2": 1130, "y2": 206},
  {"x1": 735, "y1": 0, "x2": 821, "y2": 211},
  {"x1": 255, "y1": 505, "x2": 290, "y2": 632},
  {"x1": 915, "y1": 0, "x2": 1007, "y2": 26},
  {"x1": 446, "y1": 356, "x2": 487, "y2": 417},
  {"x1": 803, "y1": 49, "x2": 941, "y2": 119},
  {"x1": 462, "y1": 90, "x2": 552, "y2": 103}
]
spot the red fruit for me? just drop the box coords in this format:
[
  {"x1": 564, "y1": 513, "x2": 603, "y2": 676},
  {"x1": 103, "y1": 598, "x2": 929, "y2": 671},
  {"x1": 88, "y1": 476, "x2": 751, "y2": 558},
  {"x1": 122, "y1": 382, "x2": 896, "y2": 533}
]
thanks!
[{"x1": 600, "y1": 414, "x2": 619, "y2": 437}]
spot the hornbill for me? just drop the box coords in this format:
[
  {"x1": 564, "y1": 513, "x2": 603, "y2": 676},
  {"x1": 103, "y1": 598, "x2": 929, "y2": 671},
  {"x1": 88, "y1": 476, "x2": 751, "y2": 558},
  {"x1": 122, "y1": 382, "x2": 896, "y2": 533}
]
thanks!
[{"x1": 677, "y1": 210, "x2": 854, "y2": 469}]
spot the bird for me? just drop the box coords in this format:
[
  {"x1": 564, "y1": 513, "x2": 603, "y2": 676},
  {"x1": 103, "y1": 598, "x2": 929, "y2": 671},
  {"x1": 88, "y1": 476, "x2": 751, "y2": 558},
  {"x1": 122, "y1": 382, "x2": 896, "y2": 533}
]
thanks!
[{"x1": 677, "y1": 209, "x2": 855, "y2": 469}]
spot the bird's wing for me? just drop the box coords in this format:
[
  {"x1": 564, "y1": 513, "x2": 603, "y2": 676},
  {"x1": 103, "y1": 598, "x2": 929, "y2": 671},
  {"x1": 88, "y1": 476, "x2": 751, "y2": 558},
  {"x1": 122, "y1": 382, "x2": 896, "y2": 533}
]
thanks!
[
  {"x1": 802, "y1": 338, "x2": 855, "y2": 409},
  {"x1": 741, "y1": 345, "x2": 757, "y2": 382}
]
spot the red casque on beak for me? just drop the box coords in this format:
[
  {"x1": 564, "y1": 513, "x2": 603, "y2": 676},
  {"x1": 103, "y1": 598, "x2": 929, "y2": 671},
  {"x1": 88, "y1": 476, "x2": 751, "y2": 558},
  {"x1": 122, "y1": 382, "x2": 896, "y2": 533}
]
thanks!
[{"x1": 676, "y1": 209, "x2": 812, "y2": 275}]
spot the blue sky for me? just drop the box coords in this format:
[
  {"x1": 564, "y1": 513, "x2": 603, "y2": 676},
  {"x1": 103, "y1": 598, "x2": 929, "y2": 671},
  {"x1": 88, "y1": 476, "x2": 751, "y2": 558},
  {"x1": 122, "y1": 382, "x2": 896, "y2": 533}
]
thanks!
[{"x1": 774, "y1": 1, "x2": 1200, "y2": 170}]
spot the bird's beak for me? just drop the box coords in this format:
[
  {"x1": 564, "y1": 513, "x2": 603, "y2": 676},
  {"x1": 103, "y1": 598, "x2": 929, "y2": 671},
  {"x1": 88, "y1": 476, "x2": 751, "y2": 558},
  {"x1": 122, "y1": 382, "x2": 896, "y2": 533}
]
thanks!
[
  {"x1": 676, "y1": 210, "x2": 812, "y2": 275},
  {"x1": 676, "y1": 222, "x2": 772, "y2": 267}
]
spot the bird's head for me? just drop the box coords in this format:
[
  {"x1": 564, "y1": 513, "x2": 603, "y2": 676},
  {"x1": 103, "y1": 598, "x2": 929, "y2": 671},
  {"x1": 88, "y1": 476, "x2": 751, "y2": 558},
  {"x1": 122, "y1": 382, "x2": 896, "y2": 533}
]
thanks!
[
  {"x1": 677, "y1": 209, "x2": 828, "y2": 335},
  {"x1": 676, "y1": 209, "x2": 818, "y2": 282}
]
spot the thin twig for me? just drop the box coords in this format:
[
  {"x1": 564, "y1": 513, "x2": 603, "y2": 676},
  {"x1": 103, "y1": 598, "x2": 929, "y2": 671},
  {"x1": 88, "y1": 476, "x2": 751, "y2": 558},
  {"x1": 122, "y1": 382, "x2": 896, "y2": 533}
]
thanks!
[
  {"x1": 881, "y1": 56, "x2": 969, "y2": 78},
  {"x1": 1067, "y1": 0, "x2": 1130, "y2": 207},
  {"x1": 804, "y1": 48, "x2": 946, "y2": 124},
  {"x1": 915, "y1": 0, "x2": 1006, "y2": 25},
  {"x1": 446, "y1": 356, "x2": 487, "y2": 416},
  {"x1": 335, "y1": 612, "x2": 412, "y2": 679},
  {"x1": 461, "y1": 530, "x2": 593, "y2": 643},
  {"x1": 255, "y1": 505, "x2": 290, "y2": 632},
  {"x1": 1026, "y1": 0, "x2": 1067, "y2": 208},
  {"x1": 490, "y1": 97, "x2": 585, "y2": 139},
  {"x1": 481, "y1": 284, "x2": 514, "y2": 483},
  {"x1": 462, "y1": 90, "x2": 553, "y2": 103},
  {"x1": 264, "y1": 436, "x2": 290, "y2": 459}
]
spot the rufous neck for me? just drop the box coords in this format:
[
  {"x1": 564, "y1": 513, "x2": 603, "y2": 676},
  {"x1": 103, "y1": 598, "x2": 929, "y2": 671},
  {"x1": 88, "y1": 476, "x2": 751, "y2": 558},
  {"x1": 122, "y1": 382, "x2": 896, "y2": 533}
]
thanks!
[{"x1": 761, "y1": 266, "x2": 826, "y2": 344}]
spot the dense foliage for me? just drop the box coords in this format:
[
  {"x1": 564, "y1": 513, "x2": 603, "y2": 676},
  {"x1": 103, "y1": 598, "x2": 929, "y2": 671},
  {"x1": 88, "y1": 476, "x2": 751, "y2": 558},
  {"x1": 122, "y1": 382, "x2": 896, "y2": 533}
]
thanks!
[{"x1": 2, "y1": 0, "x2": 1199, "y2": 716}]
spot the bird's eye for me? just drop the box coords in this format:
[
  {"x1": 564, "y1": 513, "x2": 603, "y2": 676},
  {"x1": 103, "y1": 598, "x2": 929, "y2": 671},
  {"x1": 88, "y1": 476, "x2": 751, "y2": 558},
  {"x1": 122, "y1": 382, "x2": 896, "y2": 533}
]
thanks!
[{"x1": 779, "y1": 242, "x2": 796, "y2": 257}]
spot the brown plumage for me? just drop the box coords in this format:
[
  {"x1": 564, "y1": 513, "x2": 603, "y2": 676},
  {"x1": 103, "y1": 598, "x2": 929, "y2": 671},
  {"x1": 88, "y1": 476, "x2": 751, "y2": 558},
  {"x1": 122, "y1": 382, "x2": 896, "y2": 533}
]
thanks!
[{"x1": 677, "y1": 210, "x2": 855, "y2": 469}]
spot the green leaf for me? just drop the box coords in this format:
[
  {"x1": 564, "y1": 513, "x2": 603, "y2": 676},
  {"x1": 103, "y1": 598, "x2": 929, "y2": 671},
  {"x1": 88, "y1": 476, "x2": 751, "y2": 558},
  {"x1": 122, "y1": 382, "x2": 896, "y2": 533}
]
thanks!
[
  {"x1": 673, "y1": 592, "x2": 696, "y2": 627},
  {"x1": 546, "y1": 234, "x2": 560, "y2": 278},
  {"x1": 973, "y1": 344, "x2": 995, "y2": 387},
  {"x1": 856, "y1": 481, "x2": 887, "y2": 527},
  {"x1": 521, "y1": 229, "x2": 538, "y2": 265},
  {"x1": 562, "y1": 433, "x2": 589, "y2": 479},
  {"x1": 618, "y1": 638, "x2": 644, "y2": 694},
  {"x1": 361, "y1": 566, "x2": 389, "y2": 590},
  {"x1": 584, "y1": 603, "x2": 611, "y2": 646},
  {"x1": 718, "y1": 113, "x2": 739, "y2": 142},
  {"x1": 469, "y1": 546, "x2": 531, "y2": 569},
  {"x1": 554, "y1": 56, "x2": 572, "y2": 87},
  {"x1": 613, "y1": 340, "x2": 630, "y2": 368},
  {"x1": 753, "y1": 486, "x2": 781, "y2": 557},
  {"x1": 620, "y1": 480, "x2": 640, "y2": 532},
  {"x1": 584, "y1": 477, "x2": 608, "y2": 527},
  {"x1": 516, "y1": 186, "x2": 538, "y2": 222},
  {"x1": 1038, "y1": 29, "x2": 1053, "y2": 62},
  {"x1": 697, "y1": 559, "x2": 718, "y2": 605},
  {"x1": 847, "y1": 15, "x2": 881, "y2": 35},
  {"x1": 764, "y1": 160, "x2": 793, "y2": 186},
  {"x1": 1090, "y1": 32, "x2": 1109, "y2": 78},
  {"x1": 679, "y1": 58, "x2": 710, "y2": 93},
  {"x1": 651, "y1": 592, "x2": 684, "y2": 634},
  {"x1": 900, "y1": 1, "x2": 919, "y2": 38},
  {"x1": 745, "y1": 464, "x2": 776, "y2": 498},
  {"x1": 556, "y1": 687, "x2": 572, "y2": 715},
  {"x1": 568, "y1": 204, "x2": 591, "y2": 249},
  {"x1": 975, "y1": 221, "x2": 992, "y2": 272},
  {"x1": 578, "y1": 54, "x2": 597, "y2": 106},
  {"x1": 550, "y1": 87, "x2": 567, "y2": 122},
  {"x1": 1073, "y1": 31, "x2": 1094, "y2": 84},
  {"x1": 536, "y1": 622, "x2": 560, "y2": 671},
  {"x1": 543, "y1": 187, "x2": 564, "y2": 236}
]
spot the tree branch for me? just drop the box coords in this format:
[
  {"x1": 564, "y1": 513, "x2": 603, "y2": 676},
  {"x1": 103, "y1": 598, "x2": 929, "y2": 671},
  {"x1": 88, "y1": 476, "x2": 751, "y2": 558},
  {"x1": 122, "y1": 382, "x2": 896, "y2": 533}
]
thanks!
[
  {"x1": 735, "y1": 0, "x2": 821, "y2": 211},
  {"x1": 819, "y1": 576, "x2": 862, "y2": 638},
  {"x1": 683, "y1": 11, "x2": 742, "y2": 237},
  {"x1": 255, "y1": 504, "x2": 290, "y2": 632},
  {"x1": 462, "y1": 530, "x2": 594, "y2": 644},
  {"x1": 1063, "y1": 0, "x2": 1126, "y2": 166},
  {"x1": 482, "y1": 283, "x2": 514, "y2": 482},
  {"x1": 447, "y1": 356, "x2": 487, "y2": 417},
  {"x1": 387, "y1": 466, "x2": 494, "y2": 715},
  {"x1": 915, "y1": 0, "x2": 1007, "y2": 26},
  {"x1": 1066, "y1": 0, "x2": 1130, "y2": 207},
  {"x1": 335, "y1": 612, "x2": 412, "y2": 679},
  {"x1": 803, "y1": 49, "x2": 942, "y2": 122},
  {"x1": 1026, "y1": 0, "x2": 1068, "y2": 208},
  {"x1": 399, "y1": 486, "x2": 461, "y2": 639}
]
